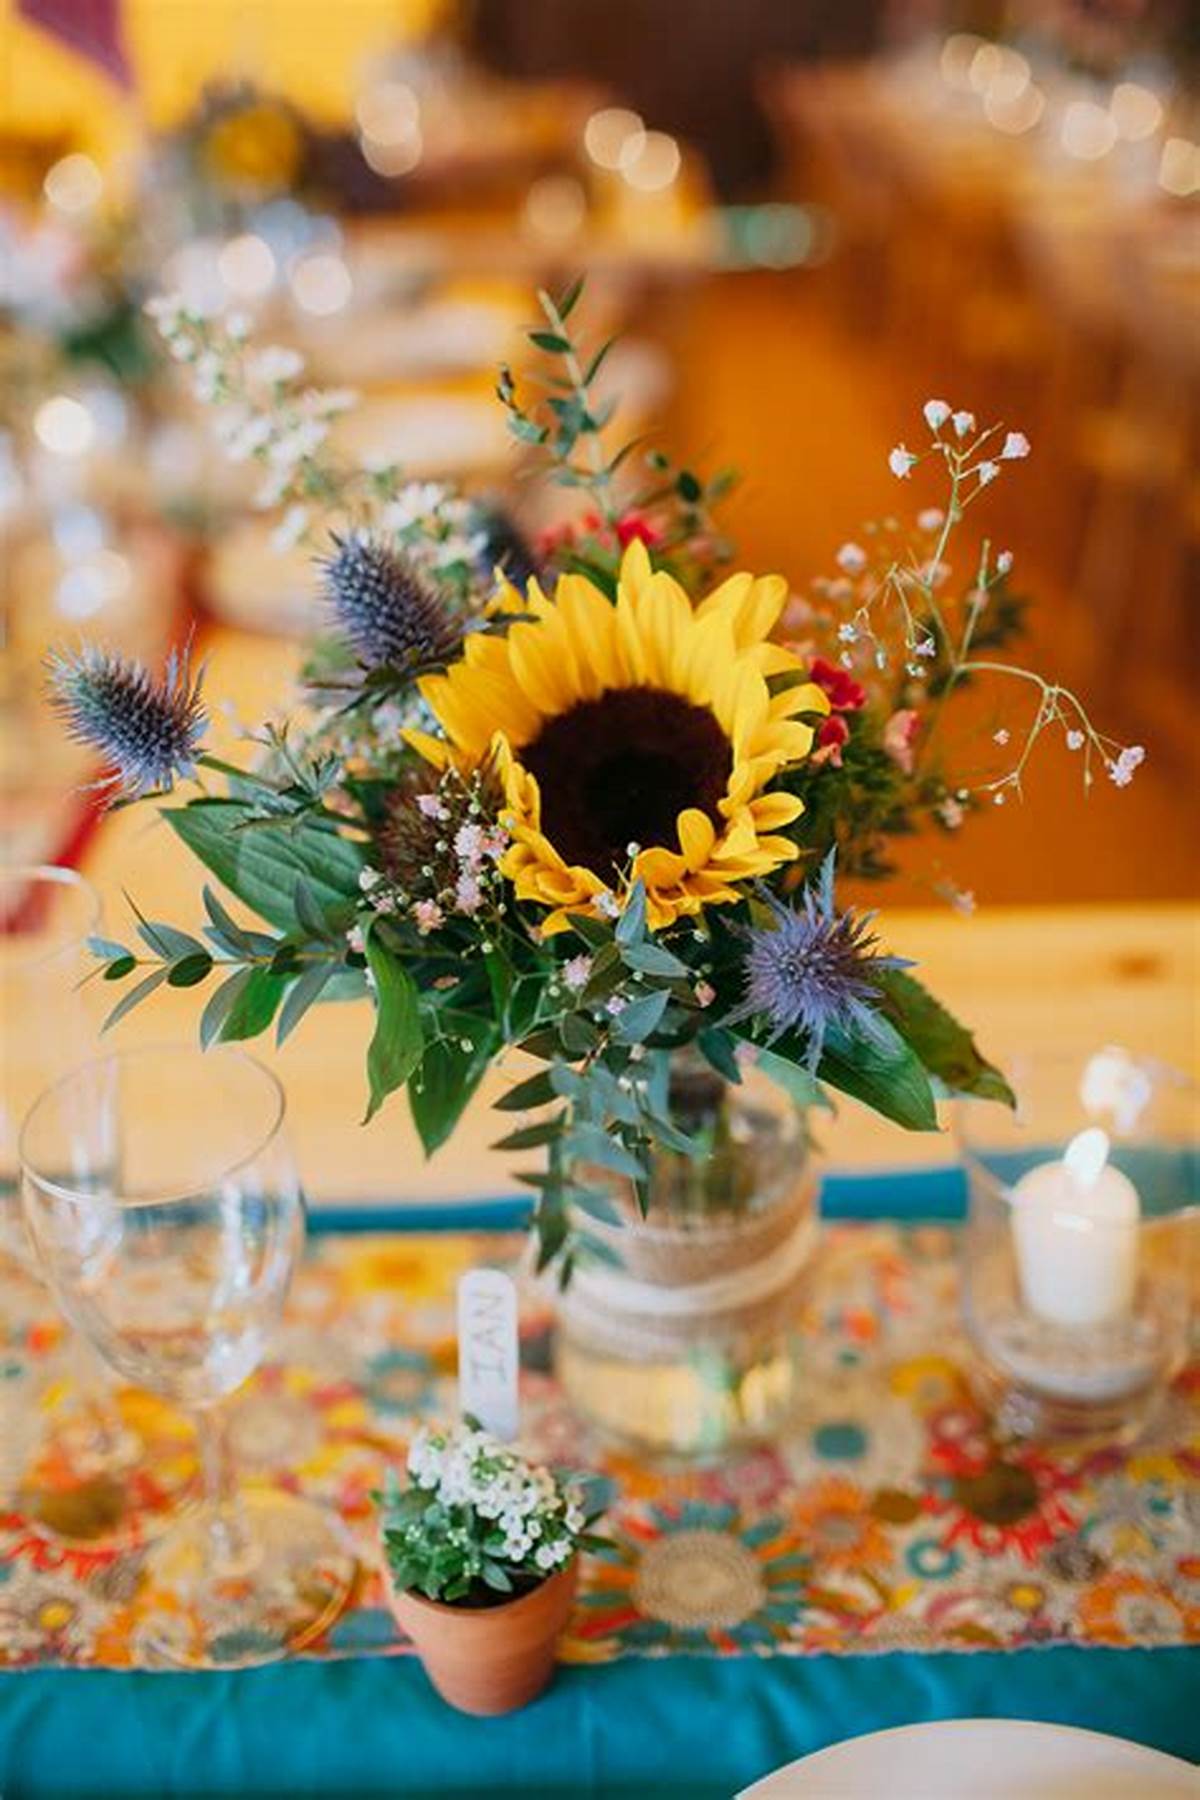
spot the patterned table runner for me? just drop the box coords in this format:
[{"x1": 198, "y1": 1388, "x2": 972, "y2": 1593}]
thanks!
[{"x1": 2, "y1": 1220, "x2": 1197, "y2": 1669}]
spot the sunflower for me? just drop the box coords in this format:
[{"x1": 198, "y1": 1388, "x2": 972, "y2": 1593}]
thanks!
[{"x1": 406, "y1": 541, "x2": 829, "y2": 932}]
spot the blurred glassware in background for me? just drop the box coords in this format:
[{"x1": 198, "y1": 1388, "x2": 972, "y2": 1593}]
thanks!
[
  {"x1": 0, "y1": 866, "x2": 198, "y2": 1544},
  {"x1": 21, "y1": 1045, "x2": 357, "y2": 1668},
  {"x1": 957, "y1": 1047, "x2": 1197, "y2": 1447}
]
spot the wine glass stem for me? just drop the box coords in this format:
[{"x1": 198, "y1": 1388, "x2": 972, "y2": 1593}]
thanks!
[{"x1": 197, "y1": 1407, "x2": 254, "y2": 1573}]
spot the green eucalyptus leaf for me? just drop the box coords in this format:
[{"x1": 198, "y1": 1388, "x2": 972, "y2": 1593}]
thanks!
[
  {"x1": 200, "y1": 968, "x2": 252, "y2": 1049},
  {"x1": 567, "y1": 1123, "x2": 645, "y2": 1181},
  {"x1": 102, "y1": 955, "x2": 137, "y2": 981},
  {"x1": 610, "y1": 988, "x2": 669, "y2": 1045},
  {"x1": 220, "y1": 968, "x2": 286, "y2": 1042},
  {"x1": 615, "y1": 882, "x2": 646, "y2": 947},
  {"x1": 753, "y1": 1047, "x2": 831, "y2": 1111},
  {"x1": 620, "y1": 940, "x2": 689, "y2": 979},
  {"x1": 697, "y1": 1026, "x2": 743, "y2": 1085},
  {"x1": 492, "y1": 1115, "x2": 565, "y2": 1152},
  {"x1": 276, "y1": 961, "x2": 337, "y2": 1045},
  {"x1": 136, "y1": 920, "x2": 207, "y2": 962},
  {"x1": 89, "y1": 936, "x2": 131, "y2": 963},
  {"x1": 103, "y1": 966, "x2": 168, "y2": 1032},
  {"x1": 494, "y1": 1069, "x2": 557, "y2": 1113},
  {"x1": 167, "y1": 950, "x2": 213, "y2": 988}
]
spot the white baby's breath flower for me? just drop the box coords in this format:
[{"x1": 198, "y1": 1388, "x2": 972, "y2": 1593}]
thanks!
[
  {"x1": 888, "y1": 445, "x2": 918, "y2": 479},
  {"x1": 562, "y1": 954, "x2": 592, "y2": 992},
  {"x1": 266, "y1": 419, "x2": 328, "y2": 469},
  {"x1": 993, "y1": 728, "x2": 1010, "y2": 746},
  {"x1": 254, "y1": 466, "x2": 291, "y2": 509},
  {"x1": 1001, "y1": 431, "x2": 1030, "y2": 460},
  {"x1": 923, "y1": 399, "x2": 951, "y2": 431},
  {"x1": 835, "y1": 542, "x2": 867, "y2": 574},
  {"x1": 996, "y1": 550, "x2": 1013, "y2": 575},
  {"x1": 385, "y1": 481, "x2": 449, "y2": 534},
  {"x1": 837, "y1": 622, "x2": 858, "y2": 643},
  {"x1": 247, "y1": 345, "x2": 304, "y2": 385},
  {"x1": 145, "y1": 292, "x2": 187, "y2": 327},
  {"x1": 225, "y1": 414, "x2": 274, "y2": 462},
  {"x1": 271, "y1": 504, "x2": 309, "y2": 551},
  {"x1": 977, "y1": 461, "x2": 1000, "y2": 485},
  {"x1": 304, "y1": 387, "x2": 357, "y2": 418},
  {"x1": 917, "y1": 507, "x2": 945, "y2": 532},
  {"x1": 1065, "y1": 730, "x2": 1085, "y2": 751},
  {"x1": 952, "y1": 410, "x2": 976, "y2": 439},
  {"x1": 192, "y1": 350, "x2": 223, "y2": 402},
  {"x1": 1108, "y1": 745, "x2": 1145, "y2": 788}
]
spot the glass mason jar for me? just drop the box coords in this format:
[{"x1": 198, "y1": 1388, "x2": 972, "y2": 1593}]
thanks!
[
  {"x1": 553, "y1": 1053, "x2": 818, "y2": 1461},
  {"x1": 957, "y1": 1047, "x2": 1196, "y2": 1445}
]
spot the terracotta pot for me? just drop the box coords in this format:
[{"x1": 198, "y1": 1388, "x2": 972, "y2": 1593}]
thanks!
[{"x1": 385, "y1": 1560, "x2": 578, "y2": 1716}]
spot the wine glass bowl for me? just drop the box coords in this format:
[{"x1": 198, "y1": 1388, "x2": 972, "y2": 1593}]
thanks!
[
  {"x1": 23, "y1": 1048, "x2": 300, "y2": 1409},
  {"x1": 21, "y1": 1044, "x2": 356, "y2": 1666}
]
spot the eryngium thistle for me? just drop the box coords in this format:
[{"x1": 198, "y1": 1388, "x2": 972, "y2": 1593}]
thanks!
[
  {"x1": 47, "y1": 644, "x2": 207, "y2": 800},
  {"x1": 475, "y1": 504, "x2": 540, "y2": 591},
  {"x1": 732, "y1": 853, "x2": 910, "y2": 1068},
  {"x1": 322, "y1": 533, "x2": 462, "y2": 674}
]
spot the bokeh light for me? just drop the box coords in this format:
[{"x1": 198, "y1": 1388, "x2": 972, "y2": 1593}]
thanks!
[
  {"x1": 619, "y1": 130, "x2": 681, "y2": 193},
  {"x1": 217, "y1": 233, "x2": 277, "y2": 298},
  {"x1": 43, "y1": 152, "x2": 103, "y2": 213},
  {"x1": 34, "y1": 396, "x2": 96, "y2": 457},
  {"x1": 584, "y1": 107, "x2": 645, "y2": 171},
  {"x1": 291, "y1": 251, "x2": 353, "y2": 315}
]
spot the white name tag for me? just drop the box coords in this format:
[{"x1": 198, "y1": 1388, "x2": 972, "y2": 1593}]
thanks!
[{"x1": 456, "y1": 1268, "x2": 519, "y2": 1441}]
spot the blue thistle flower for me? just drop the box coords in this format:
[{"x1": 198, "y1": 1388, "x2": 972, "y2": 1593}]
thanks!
[
  {"x1": 322, "y1": 533, "x2": 462, "y2": 674},
  {"x1": 731, "y1": 853, "x2": 910, "y2": 1068},
  {"x1": 47, "y1": 643, "x2": 207, "y2": 800}
]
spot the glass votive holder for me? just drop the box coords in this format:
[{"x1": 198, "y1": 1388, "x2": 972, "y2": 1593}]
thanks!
[{"x1": 956, "y1": 1047, "x2": 1196, "y2": 1445}]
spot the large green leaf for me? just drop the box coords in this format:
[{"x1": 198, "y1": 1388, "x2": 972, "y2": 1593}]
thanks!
[
  {"x1": 753, "y1": 1047, "x2": 833, "y2": 1112},
  {"x1": 166, "y1": 802, "x2": 364, "y2": 934},
  {"x1": 363, "y1": 927, "x2": 423, "y2": 1123},
  {"x1": 880, "y1": 969, "x2": 1015, "y2": 1107},
  {"x1": 816, "y1": 1016, "x2": 940, "y2": 1132},
  {"x1": 408, "y1": 1013, "x2": 500, "y2": 1155}
]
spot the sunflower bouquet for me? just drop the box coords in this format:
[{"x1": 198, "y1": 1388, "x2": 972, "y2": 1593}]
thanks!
[{"x1": 51, "y1": 283, "x2": 1143, "y2": 1272}]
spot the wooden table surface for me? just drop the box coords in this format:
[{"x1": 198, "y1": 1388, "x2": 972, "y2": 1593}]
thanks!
[{"x1": 75, "y1": 627, "x2": 1198, "y2": 1204}]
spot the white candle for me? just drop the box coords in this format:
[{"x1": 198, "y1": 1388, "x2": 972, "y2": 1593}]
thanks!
[{"x1": 1010, "y1": 1128, "x2": 1141, "y2": 1327}]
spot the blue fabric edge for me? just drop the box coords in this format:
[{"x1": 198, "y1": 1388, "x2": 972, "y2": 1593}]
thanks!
[
  {"x1": 305, "y1": 1163, "x2": 969, "y2": 1235},
  {"x1": 2, "y1": 1646, "x2": 1197, "y2": 1798}
]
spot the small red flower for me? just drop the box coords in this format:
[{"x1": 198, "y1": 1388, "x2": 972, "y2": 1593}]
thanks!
[
  {"x1": 812, "y1": 714, "x2": 851, "y2": 768},
  {"x1": 810, "y1": 658, "x2": 866, "y2": 713},
  {"x1": 614, "y1": 511, "x2": 660, "y2": 549}
]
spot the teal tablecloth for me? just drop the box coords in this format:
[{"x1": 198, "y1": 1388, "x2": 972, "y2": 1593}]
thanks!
[{"x1": 3, "y1": 1169, "x2": 1197, "y2": 1799}]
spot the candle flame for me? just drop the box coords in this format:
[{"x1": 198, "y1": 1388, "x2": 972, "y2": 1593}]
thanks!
[{"x1": 1064, "y1": 1125, "x2": 1110, "y2": 1190}]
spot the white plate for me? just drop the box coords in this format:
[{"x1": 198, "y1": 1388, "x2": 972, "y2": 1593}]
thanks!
[{"x1": 739, "y1": 1720, "x2": 1197, "y2": 1799}]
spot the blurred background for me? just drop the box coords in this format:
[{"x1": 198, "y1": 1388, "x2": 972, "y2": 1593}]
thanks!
[{"x1": 2, "y1": 0, "x2": 1197, "y2": 912}]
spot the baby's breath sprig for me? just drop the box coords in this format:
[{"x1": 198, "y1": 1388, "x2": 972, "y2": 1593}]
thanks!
[{"x1": 814, "y1": 400, "x2": 1144, "y2": 804}]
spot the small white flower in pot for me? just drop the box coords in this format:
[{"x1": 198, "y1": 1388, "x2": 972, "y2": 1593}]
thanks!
[{"x1": 377, "y1": 1419, "x2": 606, "y2": 1716}]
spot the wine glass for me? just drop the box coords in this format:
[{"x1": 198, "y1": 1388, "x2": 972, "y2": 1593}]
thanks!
[
  {"x1": 1, "y1": 864, "x2": 196, "y2": 1542},
  {"x1": 20, "y1": 1044, "x2": 357, "y2": 1668}
]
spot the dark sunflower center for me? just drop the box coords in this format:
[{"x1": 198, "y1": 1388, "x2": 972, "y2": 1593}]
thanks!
[{"x1": 521, "y1": 687, "x2": 733, "y2": 879}]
